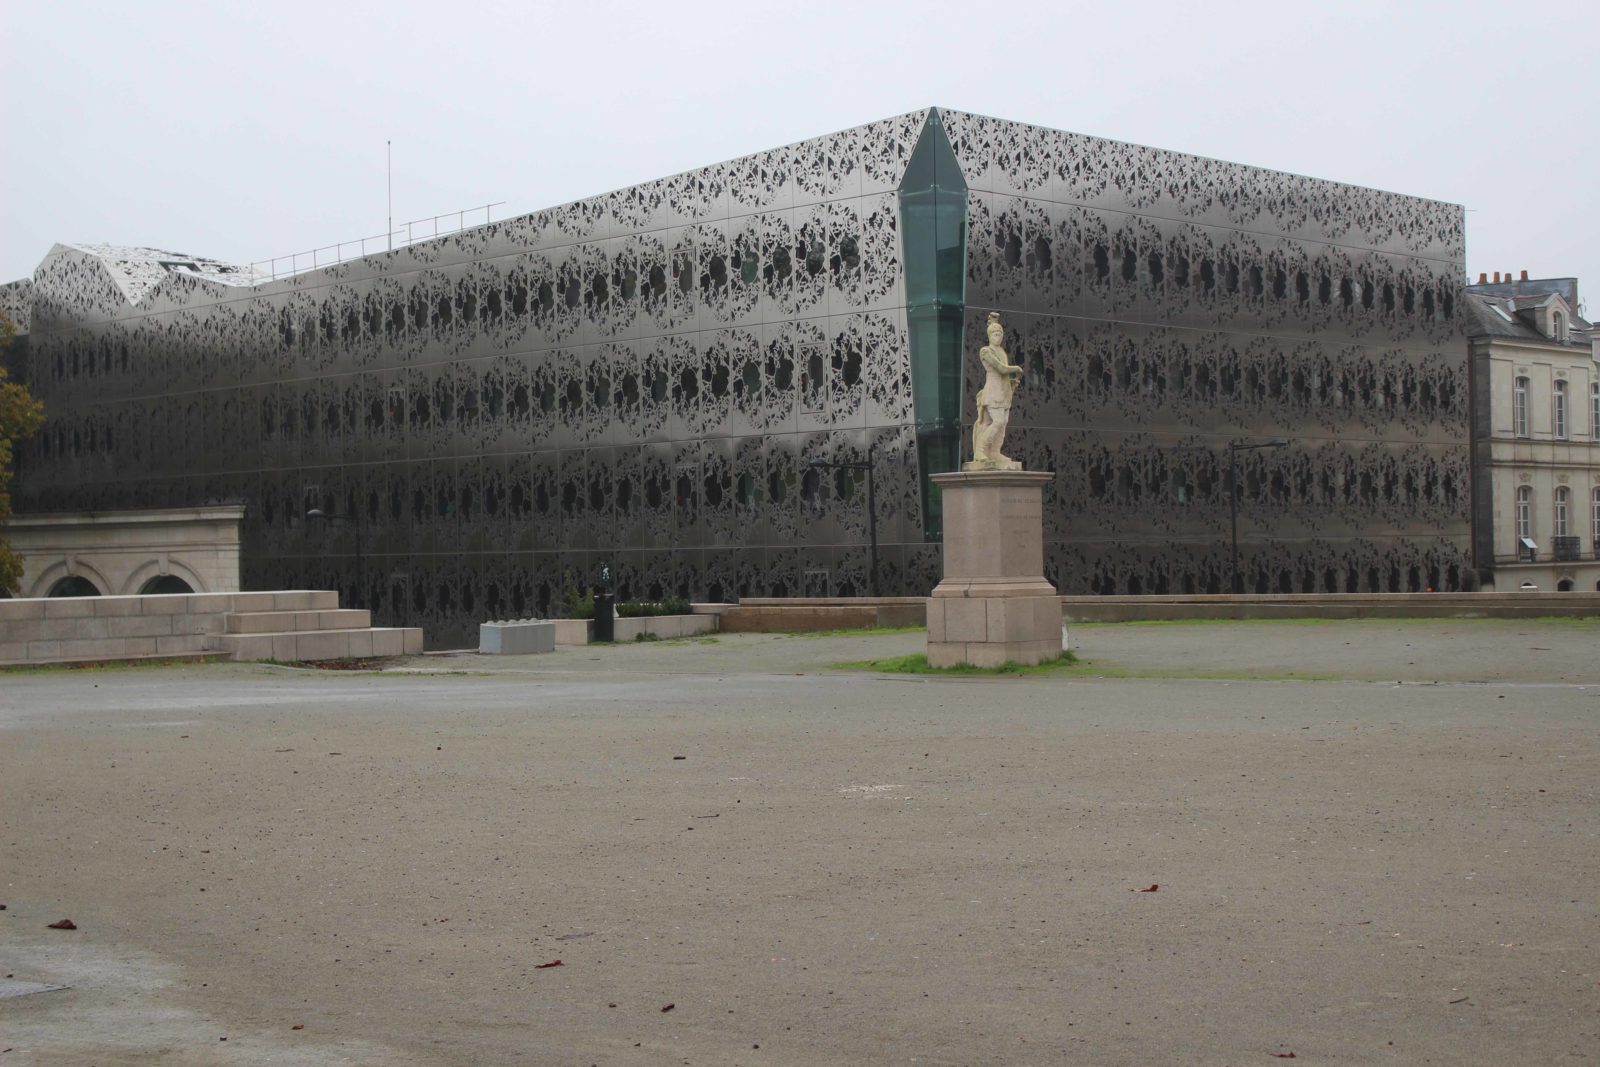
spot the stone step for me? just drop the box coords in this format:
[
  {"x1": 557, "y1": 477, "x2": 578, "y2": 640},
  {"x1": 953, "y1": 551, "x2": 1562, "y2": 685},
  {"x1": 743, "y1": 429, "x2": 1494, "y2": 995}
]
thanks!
[
  {"x1": 213, "y1": 627, "x2": 423, "y2": 662},
  {"x1": 225, "y1": 608, "x2": 372, "y2": 634},
  {"x1": 0, "y1": 649, "x2": 228, "y2": 668}
]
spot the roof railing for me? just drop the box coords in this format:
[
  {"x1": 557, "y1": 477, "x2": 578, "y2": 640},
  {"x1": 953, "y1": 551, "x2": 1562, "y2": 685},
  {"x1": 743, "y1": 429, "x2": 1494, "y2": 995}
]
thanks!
[{"x1": 250, "y1": 201, "x2": 506, "y2": 281}]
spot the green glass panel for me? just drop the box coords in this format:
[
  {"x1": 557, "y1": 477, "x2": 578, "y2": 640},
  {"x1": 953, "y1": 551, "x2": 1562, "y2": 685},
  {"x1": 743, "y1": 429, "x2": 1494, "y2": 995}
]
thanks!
[{"x1": 899, "y1": 109, "x2": 968, "y2": 541}]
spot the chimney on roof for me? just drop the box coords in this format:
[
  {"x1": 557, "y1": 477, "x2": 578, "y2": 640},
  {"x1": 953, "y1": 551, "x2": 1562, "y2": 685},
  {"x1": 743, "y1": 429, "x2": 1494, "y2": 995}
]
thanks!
[
  {"x1": 1520, "y1": 270, "x2": 1529, "y2": 281},
  {"x1": 1493, "y1": 272, "x2": 1501, "y2": 283}
]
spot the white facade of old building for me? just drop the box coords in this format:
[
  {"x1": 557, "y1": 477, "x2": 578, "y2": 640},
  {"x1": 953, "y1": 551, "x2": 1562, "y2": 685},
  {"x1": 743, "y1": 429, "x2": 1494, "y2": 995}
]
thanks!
[{"x1": 1468, "y1": 276, "x2": 1600, "y2": 591}]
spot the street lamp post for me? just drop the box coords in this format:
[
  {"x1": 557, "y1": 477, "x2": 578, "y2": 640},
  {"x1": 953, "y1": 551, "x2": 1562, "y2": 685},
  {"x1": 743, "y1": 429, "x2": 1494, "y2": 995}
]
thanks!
[
  {"x1": 305, "y1": 508, "x2": 364, "y2": 609},
  {"x1": 807, "y1": 443, "x2": 880, "y2": 597},
  {"x1": 1226, "y1": 438, "x2": 1288, "y2": 595}
]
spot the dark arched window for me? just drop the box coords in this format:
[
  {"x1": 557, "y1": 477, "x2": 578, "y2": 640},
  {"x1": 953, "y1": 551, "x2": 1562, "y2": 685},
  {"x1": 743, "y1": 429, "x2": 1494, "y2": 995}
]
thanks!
[
  {"x1": 48, "y1": 575, "x2": 101, "y2": 598},
  {"x1": 138, "y1": 574, "x2": 195, "y2": 595}
]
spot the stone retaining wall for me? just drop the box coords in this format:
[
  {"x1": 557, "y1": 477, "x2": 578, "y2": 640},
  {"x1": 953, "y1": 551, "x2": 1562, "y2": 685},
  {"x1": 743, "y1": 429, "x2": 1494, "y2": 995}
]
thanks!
[
  {"x1": 711, "y1": 593, "x2": 1600, "y2": 632},
  {"x1": 551, "y1": 614, "x2": 719, "y2": 645},
  {"x1": 0, "y1": 591, "x2": 335, "y2": 666}
]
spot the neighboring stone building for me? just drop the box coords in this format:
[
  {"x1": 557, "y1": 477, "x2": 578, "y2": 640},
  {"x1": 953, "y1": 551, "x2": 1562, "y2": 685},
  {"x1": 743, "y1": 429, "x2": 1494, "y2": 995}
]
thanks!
[
  {"x1": 2, "y1": 505, "x2": 244, "y2": 599},
  {"x1": 7, "y1": 109, "x2": 1469, "y2": 645},
  {"x1": 1466, "y1": 273, "x2": 1599, "y2": 590}
]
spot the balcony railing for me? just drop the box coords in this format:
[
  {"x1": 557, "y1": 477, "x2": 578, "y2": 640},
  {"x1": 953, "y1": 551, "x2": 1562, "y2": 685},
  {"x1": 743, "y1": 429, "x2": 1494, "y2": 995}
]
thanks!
[
  {"x1": 1553, "y1": 536, "x2": 1583, "y2": 561},
  {"x1": 250, "y1": 202, "x2": 507, "y2": 281}
]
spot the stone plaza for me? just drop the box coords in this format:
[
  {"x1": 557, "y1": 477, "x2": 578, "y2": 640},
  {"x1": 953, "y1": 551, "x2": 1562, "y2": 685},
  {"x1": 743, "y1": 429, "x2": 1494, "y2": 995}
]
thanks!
[{"x1": 2, "y1": 620, "x2": 1595, "y2": 1065}]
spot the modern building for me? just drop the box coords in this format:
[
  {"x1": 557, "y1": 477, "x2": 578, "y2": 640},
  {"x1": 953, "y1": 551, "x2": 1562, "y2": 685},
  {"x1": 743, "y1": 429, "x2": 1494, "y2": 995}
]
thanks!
[
  {"x1": 6, "y1": 108, "x2": 1471, "y2": 645},
  {"x1": 1466, "y1": 273, "x2": 1599, "y2": 591}
]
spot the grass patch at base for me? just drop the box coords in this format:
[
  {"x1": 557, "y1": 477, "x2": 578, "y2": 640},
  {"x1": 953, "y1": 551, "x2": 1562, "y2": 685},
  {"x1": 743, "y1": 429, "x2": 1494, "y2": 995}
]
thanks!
[{"x1": 835, "y1": 650, "x2": 1080, "y2": 675}]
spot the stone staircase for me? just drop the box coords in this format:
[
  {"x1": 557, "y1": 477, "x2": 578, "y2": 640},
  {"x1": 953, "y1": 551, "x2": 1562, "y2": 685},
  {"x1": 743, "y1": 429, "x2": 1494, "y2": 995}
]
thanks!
[{"x1": 207, "y1": 591, "x2": 423, "y2": 662}]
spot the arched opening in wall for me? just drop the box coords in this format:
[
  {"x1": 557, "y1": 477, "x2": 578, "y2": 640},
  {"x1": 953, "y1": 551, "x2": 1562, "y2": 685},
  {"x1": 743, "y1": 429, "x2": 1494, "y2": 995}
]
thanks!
[
  {"x1": 48, "y1": 575, "x2": 101, "y2": 598},
  {"x1": 138, "y1": 575, "x2": 194, "y2": 596},
  {"x1": 1555, "y1": 578, "x2": 1575, "y2": 592}
]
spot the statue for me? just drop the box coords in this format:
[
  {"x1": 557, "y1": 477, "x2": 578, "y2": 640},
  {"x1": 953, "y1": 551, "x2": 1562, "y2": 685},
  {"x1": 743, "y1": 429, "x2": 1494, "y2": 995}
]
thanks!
[{"x1": 964, "y1": 312, "x2": 1025, "y2": 471}]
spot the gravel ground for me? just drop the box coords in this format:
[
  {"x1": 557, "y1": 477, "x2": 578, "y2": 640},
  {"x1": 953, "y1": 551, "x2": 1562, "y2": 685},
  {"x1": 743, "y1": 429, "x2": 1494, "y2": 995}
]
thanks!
[{"x1": 1, "y1": 619, "x2": 1596, "y2": 1065}]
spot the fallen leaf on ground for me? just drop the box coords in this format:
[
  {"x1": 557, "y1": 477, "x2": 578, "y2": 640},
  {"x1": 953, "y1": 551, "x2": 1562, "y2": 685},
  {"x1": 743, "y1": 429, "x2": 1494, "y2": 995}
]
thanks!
[
  {"x1": 661, "y1": 1003, "x2": 675, "y2": 1012},
  {"x1": 535, "y1": 959, "x2": 563, "y2": 968},
  {"x1": 291, "y1": 1024, "x2": 304, "y2": 1030},
  {"x1": 47, "y1": 919, "x2": 77, "y2": 930},
  {"x1": 1268, "y1": 1053, "x2": 1296, "y2": 1059},
  {"x1": 1131, "y1": 884, "x2": 1159, "y2": 893}
]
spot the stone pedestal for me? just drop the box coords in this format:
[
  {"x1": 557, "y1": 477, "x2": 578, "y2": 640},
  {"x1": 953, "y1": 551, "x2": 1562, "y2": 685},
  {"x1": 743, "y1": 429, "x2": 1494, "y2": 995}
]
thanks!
[{"x1": 926, "y1": 470, "x2": 1062, "y2": 668}]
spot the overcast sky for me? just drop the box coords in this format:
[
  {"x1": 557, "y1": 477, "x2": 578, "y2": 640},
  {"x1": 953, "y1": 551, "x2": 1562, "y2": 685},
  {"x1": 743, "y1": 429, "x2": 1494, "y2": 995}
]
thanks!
[{"x1": 5, "y1": 0, "x2": 1596, "y2": 312}]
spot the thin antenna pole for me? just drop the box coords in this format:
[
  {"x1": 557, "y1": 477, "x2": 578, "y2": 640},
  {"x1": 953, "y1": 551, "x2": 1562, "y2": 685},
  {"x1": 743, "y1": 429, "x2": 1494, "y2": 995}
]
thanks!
[{"x1": 386, "y1": 140, "x2": 393, "y2": 252}]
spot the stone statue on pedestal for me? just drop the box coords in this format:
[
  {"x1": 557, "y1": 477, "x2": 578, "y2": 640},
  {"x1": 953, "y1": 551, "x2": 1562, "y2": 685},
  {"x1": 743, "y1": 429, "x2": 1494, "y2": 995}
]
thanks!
[{"x1": 964, "y1": 312, "x2": 1025, "y2": 471}]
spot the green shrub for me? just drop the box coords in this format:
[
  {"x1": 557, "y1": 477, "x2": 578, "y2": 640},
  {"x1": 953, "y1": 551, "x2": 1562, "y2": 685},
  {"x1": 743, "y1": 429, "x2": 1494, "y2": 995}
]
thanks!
[{"x1": 562, "y1": 587, "x2": 596, "y2": 620}]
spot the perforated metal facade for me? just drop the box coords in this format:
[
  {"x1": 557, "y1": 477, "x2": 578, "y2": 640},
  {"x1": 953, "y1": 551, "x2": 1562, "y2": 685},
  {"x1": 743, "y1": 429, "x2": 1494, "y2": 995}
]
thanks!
[{"x1": 13, "y1": 108, "x2": 1469, "y2": 646}]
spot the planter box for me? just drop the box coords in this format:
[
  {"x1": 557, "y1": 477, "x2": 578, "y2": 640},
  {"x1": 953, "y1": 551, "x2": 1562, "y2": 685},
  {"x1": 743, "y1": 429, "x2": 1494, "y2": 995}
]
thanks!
[
  {"x1": 552, "y1": 614, "x2": 717, "y2": 645},
  {"x1": 552, "y1": 619, "x2": 594, "y2": 645}
]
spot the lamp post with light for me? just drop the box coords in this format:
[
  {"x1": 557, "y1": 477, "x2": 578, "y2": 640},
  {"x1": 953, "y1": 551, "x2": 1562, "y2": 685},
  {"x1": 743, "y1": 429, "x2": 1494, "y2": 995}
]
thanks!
[
  {"x1": 305, "y1": 508, "x2": 364, "y2": 609},
  {"x1": 806, "y1": 443, "x2": 880, "y2": 597}
]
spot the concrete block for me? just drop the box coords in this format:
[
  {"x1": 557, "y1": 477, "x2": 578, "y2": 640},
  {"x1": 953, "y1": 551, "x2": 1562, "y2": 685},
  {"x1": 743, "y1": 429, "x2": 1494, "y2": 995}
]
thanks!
[
  {"x1": 121, "y1": 615, "x2": 176, "y2": 638},
  {"x1": 925, "y1": 598, "x2": 946, "y2": 642},
  {"x1": 348, "y1": 629, "x2": 374, "y2": 657},
  {"x1": 322, "y1": 609, "x2": 371, "y2": 629},
  {"x1": 94, "y1": 597, "x2": 147, "y2": 617},
  {"x1": 28, "y1": 640, "x2": 62, "y2": 660},
  {"x1": 230, "y1": 592, "x2": 277, "y2": 612},
  {"x1": 943, "y1": 599, "x2": 988, "y2": 643},
  {"x1": 43, "y1": 599, "x2": 97, "y2": 619},
  {"x1": 295, "y1": 630, "x2": 351, "y2": 661},
  {"x1": 307, "y1": 591, "x2": 340, "y2": 610},
  {"x1": 479, "y1": 620, "x2": 555, "y2": 654},
  {"x1": 0, "y1": 600, "x2": 46, "y2": 622},
  {"x1": 226, "y1": 612, "x2": 293, "y2": 634},
  {"x1": 224, "y1": 634, "x2": 273, "y2": 660},
  {"x1": 33, "y1": 618, "x2": 94, "y2": 641},
  {"x1": 156, "y1": 635, "x2": 205, "y2": 654},
  {"x1": 57, "y1": 638, "x2": 116, "y2": 659},
  {"x1": 141, "y1": 594, "x2": 193, "y2": 615},
  {"x1": 0, "y1": 640, "x2": 30, "y2": 662},
  {"x1": 964, "y1": 641, "x2": 1013, "y2": 669},
  {"x1": 984, "y1": 598, "x2": 1011, "y2": 643},
  {"x1": 271, "y1": 634, "x2": 298, "y2": 661},
  {"x1": 371, "y1": 629, "x2": 403, "y2": 657},
  {"x1": 1034, "y1": 596, "x2": 1063, "y2": 634},
  {"x1": 403, "y1": 629, "x2": 423, "y2": 655},
  {"x1": 124, "y1": 637, "x2": 159, "y2": 656},
  {"x1": 553, "y1": 619, "x2": 592, "y2": 645}
]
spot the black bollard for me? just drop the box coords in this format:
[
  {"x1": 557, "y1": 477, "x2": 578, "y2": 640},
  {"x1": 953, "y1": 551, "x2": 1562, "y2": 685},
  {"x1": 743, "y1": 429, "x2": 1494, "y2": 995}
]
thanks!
[{"x1": 592, "y1": 592, "x2": 616, "y2": 643}]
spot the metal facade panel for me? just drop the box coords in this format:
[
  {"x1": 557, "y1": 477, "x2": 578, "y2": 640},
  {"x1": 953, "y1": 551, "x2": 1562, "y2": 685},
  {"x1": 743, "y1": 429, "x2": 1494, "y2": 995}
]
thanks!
[
  {"x1": 14, "y1": 106, "x2": 1470, "y2": 644},
  {"x1": 947, "y1": 109, "x2": 1469, "y2": 595}
]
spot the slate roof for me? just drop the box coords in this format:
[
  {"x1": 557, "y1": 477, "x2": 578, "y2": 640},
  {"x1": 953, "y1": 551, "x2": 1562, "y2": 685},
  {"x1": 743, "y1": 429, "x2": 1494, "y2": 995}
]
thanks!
[{"x1": 1464, "y1": 283, "x2": 1592, "y2": 350}]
